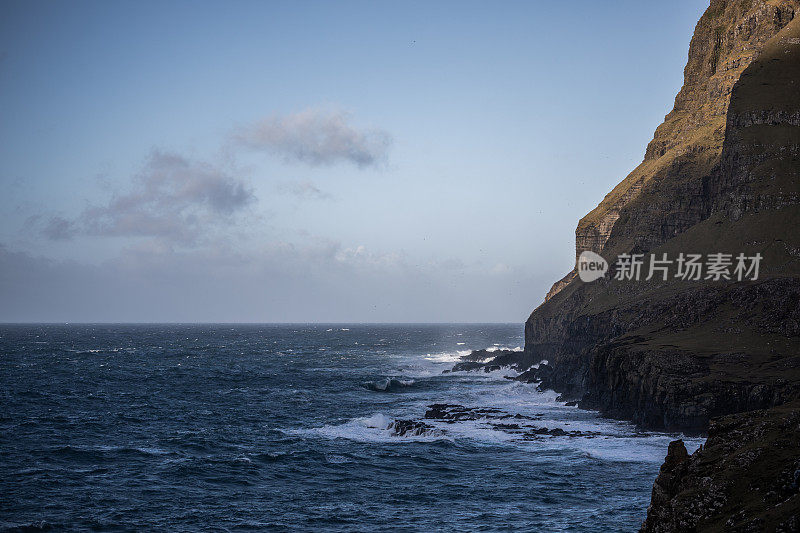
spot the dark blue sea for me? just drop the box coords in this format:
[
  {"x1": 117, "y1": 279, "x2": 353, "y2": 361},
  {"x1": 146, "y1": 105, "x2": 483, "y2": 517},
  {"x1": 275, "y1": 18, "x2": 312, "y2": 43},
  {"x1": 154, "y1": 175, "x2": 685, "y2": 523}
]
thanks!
[{"x1": 0, "y1": 324, "x2": 701, "y2": 532}]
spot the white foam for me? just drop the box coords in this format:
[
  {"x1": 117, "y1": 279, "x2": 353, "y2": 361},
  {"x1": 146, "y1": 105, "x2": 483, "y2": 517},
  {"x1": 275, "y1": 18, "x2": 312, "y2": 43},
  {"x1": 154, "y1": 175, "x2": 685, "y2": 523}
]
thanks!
[
  {"x1": 285, "y1": 413, "x2": 449, "y2": 443},
  {"x1": 422, "y1": 350, "x2": 472, "y2": 363},
  {"x1": 285, "y1": 347, "x2": 704, "y2": 463},
  {"x1": 361, "y1": 413, "x2": 392, "y2": 429}
]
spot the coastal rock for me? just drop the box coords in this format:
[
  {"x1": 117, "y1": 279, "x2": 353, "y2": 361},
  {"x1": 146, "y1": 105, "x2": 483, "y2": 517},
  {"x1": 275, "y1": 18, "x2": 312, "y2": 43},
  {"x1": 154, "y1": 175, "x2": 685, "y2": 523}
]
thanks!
[
  {"x1": 422, "y1": 404, "x2": 594, "y2": 439},
  {"x1": 424, "y1": 403, "x2": 511, "y2": 422},
  {"x1": 446, "y1": 349, "x2": 532, "y2": 373},
  {"x1": 513, "y1": 362, "x2": 554, "y2": 386},
  {"x1": 449, "y1": 361, "x2": 487, "y2": 372},
  {"x1": 388, "y1": 419, "x2": 436, "y2": 437},
  {"x1": 640, "y1": 404, "x2": 800, "y2": 532}
]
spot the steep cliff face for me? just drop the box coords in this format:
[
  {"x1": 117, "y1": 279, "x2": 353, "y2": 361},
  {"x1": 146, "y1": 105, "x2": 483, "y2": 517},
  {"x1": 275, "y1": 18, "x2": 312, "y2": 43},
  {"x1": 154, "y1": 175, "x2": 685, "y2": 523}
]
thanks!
[
  {"x1": 519, "y1": 3, "x2": 800, "y2": 529},
  {"x1": 525, "y1": 0, "x2": 800, "y2": 432},
  {"x1": 545, "y1": 0, "x2": 799, "y2": 302}
]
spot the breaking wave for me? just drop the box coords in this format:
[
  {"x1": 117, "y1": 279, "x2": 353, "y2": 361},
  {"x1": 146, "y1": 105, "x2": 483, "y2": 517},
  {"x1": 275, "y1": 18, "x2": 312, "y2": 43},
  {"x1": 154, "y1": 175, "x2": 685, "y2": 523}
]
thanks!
[{"x1": 362, "y1": 377, "x2": 416, "y2": 392}]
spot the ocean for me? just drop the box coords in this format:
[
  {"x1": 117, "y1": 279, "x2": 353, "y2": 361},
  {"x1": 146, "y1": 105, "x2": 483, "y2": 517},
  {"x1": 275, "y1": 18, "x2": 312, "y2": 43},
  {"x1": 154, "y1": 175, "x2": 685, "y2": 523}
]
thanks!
[{"x1": 0, "y1": 324, "x2": 701, "y2": 532}]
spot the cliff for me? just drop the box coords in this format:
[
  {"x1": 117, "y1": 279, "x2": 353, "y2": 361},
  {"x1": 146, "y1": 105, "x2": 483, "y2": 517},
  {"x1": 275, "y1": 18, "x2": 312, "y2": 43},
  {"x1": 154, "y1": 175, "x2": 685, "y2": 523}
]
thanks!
[
  {"x1": 519, "y1": 1, "x2": 800, "y2": 529},
  {"x1": 545, "y1": 0, "x2": 799, "y2": 302},
  {"x1": 524, "y1": 0, "x2": 800, "y2": 433}
]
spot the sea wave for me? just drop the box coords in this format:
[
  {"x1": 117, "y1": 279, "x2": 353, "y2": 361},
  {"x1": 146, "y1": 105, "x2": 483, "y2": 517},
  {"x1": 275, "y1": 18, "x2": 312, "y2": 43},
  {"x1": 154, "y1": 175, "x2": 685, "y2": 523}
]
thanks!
[
  {"x1": 284, "y1": 413, "x2": 447, "y2": 442},
  {"x1": 363, "y1": 377, "x2": 416, "y2": 392}
]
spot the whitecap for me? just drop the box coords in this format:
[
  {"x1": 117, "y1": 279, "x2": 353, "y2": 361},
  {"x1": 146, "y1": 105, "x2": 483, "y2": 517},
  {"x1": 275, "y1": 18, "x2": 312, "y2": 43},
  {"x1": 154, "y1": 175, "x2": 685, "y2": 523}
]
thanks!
[
  {"x1": 363, "y1": 378, "x2": 416, "y2": 392},
  {"x1": 284, "y1": 413, "x2": 447, "y2": 443}
]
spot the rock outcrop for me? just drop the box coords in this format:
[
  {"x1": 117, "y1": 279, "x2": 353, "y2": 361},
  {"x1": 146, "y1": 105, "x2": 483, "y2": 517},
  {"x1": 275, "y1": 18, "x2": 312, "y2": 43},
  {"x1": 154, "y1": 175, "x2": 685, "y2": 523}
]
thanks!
[{"x1": 641, "y1": 403, "x2": 800, "y2": 532}]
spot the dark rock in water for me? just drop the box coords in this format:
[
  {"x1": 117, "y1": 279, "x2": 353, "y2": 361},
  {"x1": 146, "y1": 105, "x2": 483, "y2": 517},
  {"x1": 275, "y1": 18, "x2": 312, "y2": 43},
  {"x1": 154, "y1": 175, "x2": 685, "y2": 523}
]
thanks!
[
  {"x1": 424, "y1": 404, "x2": 484, "y2": 422},
  {"x1": 388, "y1": 419, "x2": 434, "y2": 437},
  {"x1": 514, "y1": 363, "x2": 554, "y2": 387},
  {"x1": 424, "y1": 404, "x2": 536, "y2": 423},
  {"x1": 422, "y1": 403, "x2": 594, "y2": 439},
  {"x1": 424, "y1": 404, "x2": 461, "y2": 418},
  {"x1": 491, "y1": 423, "x2": 522, "y2": 431},
  {"x1": 564, "y1": 401, "x2": 578, "y2": 407},
  {"x1": 448, "y1": 349, "x2": 534, "y2": 374},
  {"x1": 641, "y1": 403, "x2": 800, "y2": 532},
  {"x1": 519, "y1": 425, "x2": 597, "y2": 439},
  {"x1": 458, "y1": 349, "x2": 501, "y2": 362},
  {"x1": 450, "y1": 361, "x2": 486, "y2": 372}
]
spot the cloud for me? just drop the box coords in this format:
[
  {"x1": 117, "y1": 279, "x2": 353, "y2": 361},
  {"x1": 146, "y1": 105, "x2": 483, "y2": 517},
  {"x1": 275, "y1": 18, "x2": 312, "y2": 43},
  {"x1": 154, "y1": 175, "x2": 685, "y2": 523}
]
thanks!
[
  {"x1": 42, "y1": 150, "x2": 255, "y2": 245},
  {"x1": 0, "y1": 240, "x2": 548, "y2": 323},
  {"x1": 42, "y1": 216, "x2": 77, "y2": 241},
  {"x1": 276, "y1": 180, "x2": 332, "y2": 201},
  {"x1": 234, "y1": 109, "x2": 391, "y2": 168}
]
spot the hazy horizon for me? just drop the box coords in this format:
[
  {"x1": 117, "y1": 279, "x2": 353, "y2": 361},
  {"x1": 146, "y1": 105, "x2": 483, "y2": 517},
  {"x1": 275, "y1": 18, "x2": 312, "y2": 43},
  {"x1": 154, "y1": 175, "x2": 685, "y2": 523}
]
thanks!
[
  {"x1": 0, "y1": 0, "x2": 708, "y2": 322},
  {"x1": 0, "y1": 321, "x2": 520, "y2": 325}
]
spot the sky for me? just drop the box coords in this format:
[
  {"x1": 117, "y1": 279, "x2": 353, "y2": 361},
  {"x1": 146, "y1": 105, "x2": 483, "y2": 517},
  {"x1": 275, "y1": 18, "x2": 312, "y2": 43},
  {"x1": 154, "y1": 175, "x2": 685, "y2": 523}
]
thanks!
[{"x1": 0, "y1": 0, "x2": 709, "y2": 323}]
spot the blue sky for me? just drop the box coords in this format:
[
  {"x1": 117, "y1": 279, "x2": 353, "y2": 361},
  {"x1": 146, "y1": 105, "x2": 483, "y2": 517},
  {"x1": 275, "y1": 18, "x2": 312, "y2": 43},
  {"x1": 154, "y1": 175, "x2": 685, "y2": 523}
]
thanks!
[{"x1": 0, "y1": 0, "x2": 708, "y2": 322}]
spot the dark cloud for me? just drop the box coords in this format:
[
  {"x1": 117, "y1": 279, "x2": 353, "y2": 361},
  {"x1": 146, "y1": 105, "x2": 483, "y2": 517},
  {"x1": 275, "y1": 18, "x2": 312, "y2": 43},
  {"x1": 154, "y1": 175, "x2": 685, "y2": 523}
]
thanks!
[
  {"x1": 234, "y1": 109, "x2": 391, "y2": 168},
  {"x1": 42, "y1": 216, "x2": 76, "y2": 241},
  {"x1": 42, "y1": 151, "x2": 254, "y2": 245}
]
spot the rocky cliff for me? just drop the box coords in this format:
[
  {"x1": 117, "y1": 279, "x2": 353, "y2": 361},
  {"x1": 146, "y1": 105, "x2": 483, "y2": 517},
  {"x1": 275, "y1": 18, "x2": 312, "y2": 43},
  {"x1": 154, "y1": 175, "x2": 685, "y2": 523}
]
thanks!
[
  {"x1": 545, "y1": 0, "x2": 799, "y2": 302},
  {"x1": 519, "y1": 1, "x2": 800, "y2": 530},
  {"x1": 525, "y1": 0, "x2": 800, "y2": 432}
]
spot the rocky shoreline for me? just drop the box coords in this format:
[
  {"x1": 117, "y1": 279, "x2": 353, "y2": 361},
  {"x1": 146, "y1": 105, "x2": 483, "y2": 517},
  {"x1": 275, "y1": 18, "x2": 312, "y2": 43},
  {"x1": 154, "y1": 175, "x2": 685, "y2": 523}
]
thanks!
[{"x1": 450, "y1": 341, "x2": 800, "y2": 530}]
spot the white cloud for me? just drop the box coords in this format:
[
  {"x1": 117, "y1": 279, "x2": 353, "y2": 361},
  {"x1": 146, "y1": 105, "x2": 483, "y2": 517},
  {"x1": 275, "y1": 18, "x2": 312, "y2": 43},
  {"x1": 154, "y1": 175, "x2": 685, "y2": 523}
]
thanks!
[{"x1": 234, "y1": 109, "x2": 391, "y2": 168}]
